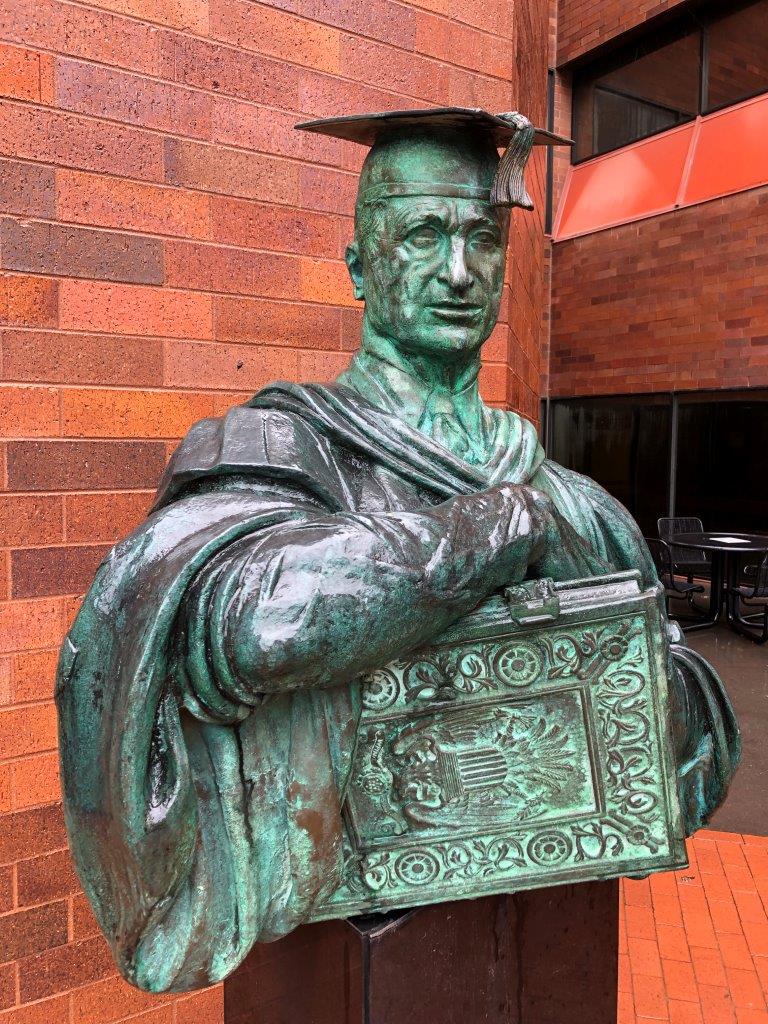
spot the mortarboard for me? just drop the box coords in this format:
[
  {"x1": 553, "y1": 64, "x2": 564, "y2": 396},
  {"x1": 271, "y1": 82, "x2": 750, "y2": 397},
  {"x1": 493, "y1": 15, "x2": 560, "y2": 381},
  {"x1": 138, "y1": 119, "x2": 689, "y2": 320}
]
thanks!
[{"x1": 295, "y1": 107, "x2": 573, "y2": 211}]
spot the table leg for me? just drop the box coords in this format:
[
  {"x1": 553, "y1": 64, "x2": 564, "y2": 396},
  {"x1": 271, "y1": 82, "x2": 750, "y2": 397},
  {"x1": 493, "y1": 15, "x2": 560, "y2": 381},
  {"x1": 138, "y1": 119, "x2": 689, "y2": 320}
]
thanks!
[{"x1": 682, "y1": 550, "x2": 724, "y2": 631}]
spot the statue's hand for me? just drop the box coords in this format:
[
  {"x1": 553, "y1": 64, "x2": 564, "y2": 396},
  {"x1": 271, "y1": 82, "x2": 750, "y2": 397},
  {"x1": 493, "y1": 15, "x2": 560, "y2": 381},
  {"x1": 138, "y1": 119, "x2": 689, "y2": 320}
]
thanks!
[
  {"x1": 524, "y1": 488, "x2": 610, "y2": 581},
  {"x1": 487, "y1": 484, "x2": 607, "y2": 583}
]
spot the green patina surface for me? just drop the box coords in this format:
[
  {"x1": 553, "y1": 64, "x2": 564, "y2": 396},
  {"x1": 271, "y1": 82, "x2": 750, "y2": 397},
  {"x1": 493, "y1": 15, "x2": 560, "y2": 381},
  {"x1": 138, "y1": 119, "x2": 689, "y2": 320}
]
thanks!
[{"x1": 55, "y1": 111, "x2": 740, "y2": 994}]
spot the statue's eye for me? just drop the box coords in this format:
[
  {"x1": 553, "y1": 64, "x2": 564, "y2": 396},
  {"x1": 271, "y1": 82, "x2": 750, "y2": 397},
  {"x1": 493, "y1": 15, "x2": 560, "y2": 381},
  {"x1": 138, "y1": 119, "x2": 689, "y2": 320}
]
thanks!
[
  {"x1": 469, "y1": 229, "x2": 500, "y2": 250},
  {"x1": 406, "y1": 226, "x2": 439, "y2": 249}
]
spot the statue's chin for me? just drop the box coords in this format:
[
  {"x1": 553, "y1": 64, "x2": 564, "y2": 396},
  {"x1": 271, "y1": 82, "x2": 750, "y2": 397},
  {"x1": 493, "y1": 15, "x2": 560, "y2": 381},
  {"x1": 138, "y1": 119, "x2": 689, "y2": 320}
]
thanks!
[{"x1": 403, "y1": 323, "x2": 493, "y2": 357}]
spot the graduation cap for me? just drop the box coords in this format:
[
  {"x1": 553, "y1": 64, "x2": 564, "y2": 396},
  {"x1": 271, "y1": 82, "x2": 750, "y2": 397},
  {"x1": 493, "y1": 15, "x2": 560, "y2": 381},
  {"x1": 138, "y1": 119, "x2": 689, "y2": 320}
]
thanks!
[{"x1": 295, "y1": 107, "x2": 572, "y2": 211}]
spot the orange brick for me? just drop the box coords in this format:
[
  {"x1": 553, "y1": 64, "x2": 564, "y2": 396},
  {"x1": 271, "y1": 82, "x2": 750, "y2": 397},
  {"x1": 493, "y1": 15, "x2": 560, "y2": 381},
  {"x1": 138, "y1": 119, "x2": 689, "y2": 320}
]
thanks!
[
  {"x1": 659, "y1": 924, "x2": 691, "y2": 962},
  {"x1": 415, "y1": 12, "x2": 511, "y2": 79},
  {"x1": 173, "y1": 987, "x2": 224, "y2": 1024},
  {"x1": 733, "y1": 892, "x2": 768, "y2": 926},
  {"x1": 165, "y1": 138, "x2": 300, "y2": 205},
  {"x1": 709, "y1": 899, "x2": 745, "y2": 936},
  {"x1": 669, "y1": 1001, "x2": 704, "y2": 1024},
  {"x1": 11, "y1": 750, "x2": 60, "y2": 809},
  {"x1": 633, "y1": 973, "x2": 668, "y2": 1018},
  {"x1": 164, "y1": 240, "x2": 300, "y2": 298},
  {"x1": 0, "y1": 100, "x2": 163, "y2": 181},
  {"x1": 744, "y1": 923, "x2": 768, "y2": 959},
  {"x1": 0, "y1": 0, "x2": 161, "y2": 73},
  {"x1": 693, "y1": 946, "x2": 729, "y2": 989},
  {"x1": 12, "y1": 650, "x2": 58, "y2": 703},
  {"x1": 75, "y1": 0, "x2": 208, "y2": 32},
  {"x1": 734, "y1": 1008, "x2": 768, "y2": 1024},
  {"x1": 297, "y1": 349, "x2": 348, "y2": 383},
  {"x1": 209, "y1": 0, "x2": 341, "y2": 73},
  {"x1": 0, "y1": 660, "x2": 10, "y2": 705},
  {"x1": 59, "y1": 281, "x2": 213, "y2": 339},
  {"x1": 64, "y1": 491, "x2": 152, "y2": 544},
  {"x1": 57, "y1": 59, "x2": 211, "y2": 141},
  {"x1": 61, "y1": 388, "x2": 214, "y2": 439},
  {"x1": 214, "y1": 295, "x2": 341, "y2": 349},
  {"x1": 0, "y1": 274, "x2": 58, "y2": 328},
  {"x1": 625, "y1": 878, "x2": 654, "y2": 908},
  {"x1": 727, "y1": 969, "x2": 767, "y2": 1011},
  {"x1": 664, "y1": 959, "x2": 700, "y2": 1002},
  {"x1": 0, "y1": 43, "x2": 45, "y2": 101},
  {"x1": 720, "y1": 933, "x2": 755, "y2": 972},
  {"x1": 698, "y1": 983, "x2": 736, "y2": 1024},
  {"x1": 0, "y1": 386, "x2": 59, "y2": 438},
  {"x1": 655, "y1": 893, "x2": 685, "y2": 928},
  {"x1": 56, "y1": 170, "x2": 210, "y2": 239},
  {"x1": 0, "y1": 598, "x2": 64, "y2": 655},
  {"x1": 683, "y1": 908, "x2": 719, "y2": 950},
  {"x1": 618, "y1": 987, "x2": 634, "y2": 1024},
  {"x1": 70, "y1": 974, "x2": 173, "y2": 1024},
  {"x1": 164, "y1": 340, "x2": 297, "y2": 392},
  {"x1": 0, "y1": 496, "x2": 63, "y2": 547},
  {"x1": 0, "y1": 992, "x2": 70, "y2": 1023},
  {"x1": 0, "y1": 762, "x2": 10, "y2": 812},
  {"x1": 629, "y1": 934, "x2": 663, "y2": 978},
  {"x1": 210, "y1": 196, "x2": 339, "y2": 259},
  {"x1": 0, "y1": 703, "x2": 57, "y2": 760},
  {"x1": 300, "y1": 258, "x2": 358, "y2": 307}
]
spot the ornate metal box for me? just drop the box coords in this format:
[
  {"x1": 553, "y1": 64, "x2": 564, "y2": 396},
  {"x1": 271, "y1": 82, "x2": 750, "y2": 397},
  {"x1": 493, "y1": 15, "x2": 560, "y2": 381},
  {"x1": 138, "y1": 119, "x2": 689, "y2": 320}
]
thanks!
[{"x1": 311, "y1": 571, "x2": 687, "y2": 920}]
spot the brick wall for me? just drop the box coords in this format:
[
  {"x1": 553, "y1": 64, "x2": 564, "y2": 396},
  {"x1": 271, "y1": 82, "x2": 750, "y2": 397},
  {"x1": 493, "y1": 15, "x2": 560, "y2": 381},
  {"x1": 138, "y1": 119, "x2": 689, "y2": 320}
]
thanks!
[
  {"x1": 549, "y1": 185, "x2": 768, "y2": 397},
  {"x1": 556, "y1": 0, "x2": 689, "y2": 66},
  {"x1": 0, "y1": 2, "x2": 552, "y2": 1023}
]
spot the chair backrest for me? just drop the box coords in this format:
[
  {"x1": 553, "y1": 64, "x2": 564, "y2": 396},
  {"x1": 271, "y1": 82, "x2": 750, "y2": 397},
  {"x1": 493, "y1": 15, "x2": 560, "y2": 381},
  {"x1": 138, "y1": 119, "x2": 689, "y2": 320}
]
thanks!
[
  {"x1": 657, "y1": 517, "x2": 709, "y2": 568},
  {"x1": 658, "y1": 517, "x2": 704, "y2": 538},
  {"x1": 752, "y1": 552, "x2": 768, "y2": 597},
  {"x1": 644, "y1": 538, "x2": 672, "y2": 583}
]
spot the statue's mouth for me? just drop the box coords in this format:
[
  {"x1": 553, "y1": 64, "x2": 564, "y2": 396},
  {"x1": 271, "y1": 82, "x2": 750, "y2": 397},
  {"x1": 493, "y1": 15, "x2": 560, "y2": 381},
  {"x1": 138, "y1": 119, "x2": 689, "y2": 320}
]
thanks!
[{"x1": 428, "y1": 303, "x2": 484, "y2": 323}]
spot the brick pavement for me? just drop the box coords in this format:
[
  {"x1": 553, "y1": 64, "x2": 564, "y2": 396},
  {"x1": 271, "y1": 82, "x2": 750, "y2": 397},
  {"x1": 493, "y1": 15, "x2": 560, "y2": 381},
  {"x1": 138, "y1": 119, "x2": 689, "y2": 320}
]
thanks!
[{"x1": 620, "y1": 831, "x2": 768, "y2": 1024}]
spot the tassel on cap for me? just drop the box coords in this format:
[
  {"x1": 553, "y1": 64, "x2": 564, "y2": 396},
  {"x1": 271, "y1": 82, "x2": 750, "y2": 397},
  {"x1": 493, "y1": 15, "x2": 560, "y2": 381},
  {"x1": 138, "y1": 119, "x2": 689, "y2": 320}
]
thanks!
[
  {"x1": 491, "y1": 111, "x2": 537, "y2": 210},
  {"x1": 294, "y1": 108, "x2": 572, "y2": 212}
]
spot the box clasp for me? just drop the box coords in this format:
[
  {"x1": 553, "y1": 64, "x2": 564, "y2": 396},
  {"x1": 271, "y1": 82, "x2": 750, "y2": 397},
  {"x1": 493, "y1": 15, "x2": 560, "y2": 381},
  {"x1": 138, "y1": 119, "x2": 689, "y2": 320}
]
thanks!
[{"x1": 504, "y1": 578, "x2": 560, "y2": 625}]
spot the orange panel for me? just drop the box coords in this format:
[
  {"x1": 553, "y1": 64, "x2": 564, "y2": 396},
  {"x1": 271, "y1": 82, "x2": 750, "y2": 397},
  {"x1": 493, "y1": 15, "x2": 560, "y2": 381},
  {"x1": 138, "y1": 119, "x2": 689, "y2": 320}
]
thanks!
[
  {"x1": 683, "y1": 93, "x2": 768, "y2": 205},
  {"x1": 554, "y1": 124, "x2": 695, "y2": 240}
]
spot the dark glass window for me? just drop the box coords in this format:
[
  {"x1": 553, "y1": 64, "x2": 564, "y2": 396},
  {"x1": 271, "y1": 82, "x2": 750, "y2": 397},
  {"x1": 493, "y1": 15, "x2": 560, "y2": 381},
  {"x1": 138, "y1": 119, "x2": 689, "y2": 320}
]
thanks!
[
  {"x1": 705, "y1": 3, "x2": 768, "y2": 112},
  {"x1": 572, "y1": 33, "x2": 701, "y2": 162},
  {"x1": 676, "y1": 395, "x2": 768, "y2": 532},
  {"x1": 571, "y1": 0, "x2": 768, "y2": 163},
  {"x1": 548, "y1": 396, "x2": 672, "y2": 536},
  {"x1": 546, "y1": 390, "x2": 768, "y2": 537}
]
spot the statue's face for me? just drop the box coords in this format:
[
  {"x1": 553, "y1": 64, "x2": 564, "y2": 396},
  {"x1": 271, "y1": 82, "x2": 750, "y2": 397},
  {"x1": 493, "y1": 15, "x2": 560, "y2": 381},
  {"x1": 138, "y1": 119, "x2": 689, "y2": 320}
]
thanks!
[{"x1": 349, "y1": 196, "x2": 508, "y2": 359}]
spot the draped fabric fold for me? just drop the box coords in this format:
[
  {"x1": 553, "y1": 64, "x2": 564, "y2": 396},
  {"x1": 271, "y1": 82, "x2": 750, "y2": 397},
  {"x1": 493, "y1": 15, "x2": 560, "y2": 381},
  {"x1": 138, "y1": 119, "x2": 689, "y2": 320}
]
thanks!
[{"x1": 57, "y1": 382, "x2": 739, "y2": 994}]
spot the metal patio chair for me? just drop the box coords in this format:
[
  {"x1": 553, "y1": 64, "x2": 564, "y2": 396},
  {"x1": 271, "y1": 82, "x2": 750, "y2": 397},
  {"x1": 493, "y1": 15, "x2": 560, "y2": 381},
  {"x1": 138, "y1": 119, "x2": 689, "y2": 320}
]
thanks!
[
  {"x1": 658, "y1": 517, "x2": 711, "y2": 583},
  {"x1": 728, "y1": 551, "x2": 768, "y2": 644},
  {"x1": 645, "y1": 537, "x2": 706, "y2": 628}
]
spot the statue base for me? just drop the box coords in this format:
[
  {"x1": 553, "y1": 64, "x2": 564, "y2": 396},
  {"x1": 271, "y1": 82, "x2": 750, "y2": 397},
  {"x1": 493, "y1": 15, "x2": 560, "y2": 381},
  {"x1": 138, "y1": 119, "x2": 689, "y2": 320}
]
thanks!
[{"x1": 224, "y1": 881, "x2": 619, "y2": 1024}]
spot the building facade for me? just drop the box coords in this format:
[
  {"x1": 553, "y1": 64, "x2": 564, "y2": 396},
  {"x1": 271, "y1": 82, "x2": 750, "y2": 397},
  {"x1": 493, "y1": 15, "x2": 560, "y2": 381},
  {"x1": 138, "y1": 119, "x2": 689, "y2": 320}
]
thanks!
[{"x1": 548, "y1": 0, "x2": 768, "y2": 535}]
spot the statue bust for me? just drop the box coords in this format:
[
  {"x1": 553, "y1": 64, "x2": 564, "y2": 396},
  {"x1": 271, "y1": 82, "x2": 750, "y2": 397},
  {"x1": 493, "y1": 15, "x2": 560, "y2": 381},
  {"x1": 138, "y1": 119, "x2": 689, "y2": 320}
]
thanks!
[{"x1": 56, "y1": 108, "x2": 739, "y2": 994}]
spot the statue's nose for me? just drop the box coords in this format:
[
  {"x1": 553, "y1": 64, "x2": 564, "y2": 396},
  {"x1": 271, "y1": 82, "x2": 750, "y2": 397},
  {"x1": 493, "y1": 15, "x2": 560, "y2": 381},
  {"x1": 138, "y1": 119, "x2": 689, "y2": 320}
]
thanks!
[{"x1": 440, "y1": 238, "x2": 473, "y2": 292}]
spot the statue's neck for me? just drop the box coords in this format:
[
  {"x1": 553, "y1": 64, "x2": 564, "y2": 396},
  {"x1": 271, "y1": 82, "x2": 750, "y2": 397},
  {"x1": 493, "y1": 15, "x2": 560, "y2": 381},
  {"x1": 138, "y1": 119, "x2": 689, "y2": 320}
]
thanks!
[{"x1": 353, "y1": 321, "x2": 483, "y2": 404}]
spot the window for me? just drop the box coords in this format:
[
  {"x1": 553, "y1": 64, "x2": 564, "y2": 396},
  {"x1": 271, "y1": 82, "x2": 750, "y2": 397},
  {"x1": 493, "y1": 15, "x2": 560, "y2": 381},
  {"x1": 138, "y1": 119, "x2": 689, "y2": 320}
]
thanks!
[
  {"x1": 547, "y1": 396, "x2": 672, "y2": 536},
  {"x1": 545, "y1": 390, "x2": 768, "y2": 535},
  {"x1": 705, "y1": 3, "x2": 768, "y2": 112},
  {"x1": 572, "y1": 0, "x2": 768, "y2": 163},
  {"x1": 572, "y1": 33, "x2": 700, "y2": 162}
]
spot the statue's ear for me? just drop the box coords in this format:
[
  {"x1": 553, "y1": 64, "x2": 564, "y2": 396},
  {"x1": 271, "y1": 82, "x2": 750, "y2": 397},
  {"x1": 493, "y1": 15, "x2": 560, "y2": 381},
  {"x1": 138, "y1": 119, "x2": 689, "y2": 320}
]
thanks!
[{"x1": 345, "y1": 243, "x2": 365, "y2": 300}]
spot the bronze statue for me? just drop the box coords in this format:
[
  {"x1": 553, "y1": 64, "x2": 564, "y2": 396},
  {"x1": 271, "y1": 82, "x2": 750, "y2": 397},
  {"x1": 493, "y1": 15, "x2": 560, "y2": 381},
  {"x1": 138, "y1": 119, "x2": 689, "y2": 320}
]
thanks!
[{"x1": 56, "y1": 108, "x2": 739, "y2": 994}]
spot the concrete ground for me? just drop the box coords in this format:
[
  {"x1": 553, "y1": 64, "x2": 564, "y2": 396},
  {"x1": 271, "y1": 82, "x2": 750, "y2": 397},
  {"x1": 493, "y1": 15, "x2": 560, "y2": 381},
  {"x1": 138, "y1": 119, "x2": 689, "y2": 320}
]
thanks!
[{"x1": 685, "y1": 626, "x2": 768, "y2": 837}]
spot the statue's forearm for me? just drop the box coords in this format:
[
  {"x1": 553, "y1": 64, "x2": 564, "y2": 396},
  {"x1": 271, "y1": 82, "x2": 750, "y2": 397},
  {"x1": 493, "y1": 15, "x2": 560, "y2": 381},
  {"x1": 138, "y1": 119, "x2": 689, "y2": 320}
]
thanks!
[{"x1": 182, "y1": 486, "x2": 542, "y2": 704}]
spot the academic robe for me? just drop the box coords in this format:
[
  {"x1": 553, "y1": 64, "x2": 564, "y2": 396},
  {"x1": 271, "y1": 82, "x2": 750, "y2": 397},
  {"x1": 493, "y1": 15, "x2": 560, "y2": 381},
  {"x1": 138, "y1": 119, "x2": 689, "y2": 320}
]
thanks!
[{"x1": 56, "y1": 380, "x2": 739, "y2": 993}]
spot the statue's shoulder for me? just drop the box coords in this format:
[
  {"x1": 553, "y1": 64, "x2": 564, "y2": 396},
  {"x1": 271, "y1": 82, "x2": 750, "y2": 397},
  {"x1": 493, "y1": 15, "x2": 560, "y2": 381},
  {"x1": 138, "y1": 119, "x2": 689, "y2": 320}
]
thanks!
[{"x1": 153, "y1": 395, "x2": 337, "y2": 510}]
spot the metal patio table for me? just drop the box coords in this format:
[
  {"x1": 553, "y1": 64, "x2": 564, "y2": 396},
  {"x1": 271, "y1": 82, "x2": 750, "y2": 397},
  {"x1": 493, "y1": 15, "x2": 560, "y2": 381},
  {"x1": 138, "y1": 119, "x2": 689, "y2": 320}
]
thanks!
[{"x1": 668, "y1": 532, "x2": 768, "y2": 632}]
